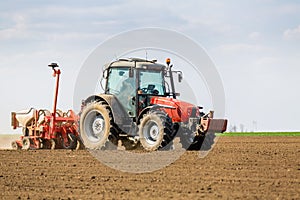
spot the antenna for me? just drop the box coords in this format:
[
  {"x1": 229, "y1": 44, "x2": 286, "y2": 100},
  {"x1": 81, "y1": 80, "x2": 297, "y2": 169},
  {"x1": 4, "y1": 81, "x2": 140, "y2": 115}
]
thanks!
[{"x1": 145, "y1": 49, "x2": 148, "y2": 60}]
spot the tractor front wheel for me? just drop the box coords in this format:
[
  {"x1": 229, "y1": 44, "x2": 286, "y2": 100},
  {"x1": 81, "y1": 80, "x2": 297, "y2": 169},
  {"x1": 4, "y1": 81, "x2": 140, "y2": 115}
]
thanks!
[{"x1": 138, "y1": 111, "x2": 174, "y2": 151}]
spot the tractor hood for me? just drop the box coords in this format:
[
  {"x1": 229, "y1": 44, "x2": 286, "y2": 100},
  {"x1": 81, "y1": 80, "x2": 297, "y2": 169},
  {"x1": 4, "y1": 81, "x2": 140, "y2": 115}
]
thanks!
[{"x1": 150, "y1": 97, "x2": 199, "y2": 123}]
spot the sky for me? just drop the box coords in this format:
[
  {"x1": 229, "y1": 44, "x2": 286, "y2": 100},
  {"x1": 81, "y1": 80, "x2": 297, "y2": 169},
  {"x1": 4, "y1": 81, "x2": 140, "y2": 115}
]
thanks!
[{"x1": 0, "y1": 0, "x2": 300, "y2": 133}]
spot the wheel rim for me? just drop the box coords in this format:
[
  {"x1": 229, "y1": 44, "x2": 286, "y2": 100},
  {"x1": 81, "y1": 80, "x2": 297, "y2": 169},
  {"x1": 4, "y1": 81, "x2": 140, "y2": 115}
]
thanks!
[
  {"x1": 11, "y1": 141, "x2": 18, "y2": 150},
  {"x1": 22, "y1": 138, "x2": 30, "y2": 149},
  {"x1": 84, "y1": 110, "x2": 106, "y2": 143},
  {"x1": 143, "y1": 120, "x2": 159, "y2": 145},
  {"x1": 92, "y1": 118, "x2": 105, "y2": 136}
]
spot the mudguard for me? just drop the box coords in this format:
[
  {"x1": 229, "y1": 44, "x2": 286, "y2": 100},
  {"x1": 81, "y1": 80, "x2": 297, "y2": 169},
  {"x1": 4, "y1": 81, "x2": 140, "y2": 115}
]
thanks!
[{"x1": 83, "y1": 94, "x2": 132, "y2": 132}]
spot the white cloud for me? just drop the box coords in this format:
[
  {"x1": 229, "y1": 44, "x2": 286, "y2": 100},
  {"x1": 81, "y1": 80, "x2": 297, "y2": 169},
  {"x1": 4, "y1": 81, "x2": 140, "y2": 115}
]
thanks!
[
  {"x1": 216, "y1": 43, "x2": 270, "y2": 54},
  {"x1": 254, "y1": 56, "x2": 280, "y2": 66},
  {"x1": 283, "y1": 25, "x2": 300, "y2": 40},
  {"x1": 248, "y1": 32, "x2": 261, "y2": 40},
  {"x1": 45, "y1": 32, "x2": 107, "y2": 42},
  {"x1": 0, "y1": 14, "x2": 28, "y2": 40},
  {"x1": 273, "y1": 3, "x2": 300, "y2": 15},
  {"x1": 178, "y1": 14, "x2": 234, "y2": 34}
]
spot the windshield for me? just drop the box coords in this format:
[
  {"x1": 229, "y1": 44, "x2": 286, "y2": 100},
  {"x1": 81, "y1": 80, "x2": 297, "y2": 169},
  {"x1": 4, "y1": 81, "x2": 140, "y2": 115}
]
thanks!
[{"x1": 139, "y1": 70, "x2": 165, "y2": 95}]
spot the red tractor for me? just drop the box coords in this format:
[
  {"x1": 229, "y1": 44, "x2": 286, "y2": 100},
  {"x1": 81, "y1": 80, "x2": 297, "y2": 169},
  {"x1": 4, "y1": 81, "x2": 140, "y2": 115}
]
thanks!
[
  {"x1": 11, "y1": 63, "x2": 80, "y2": 150},
  {"x1": 79, "y1": 58, "x2": 227, "y2": 151}
]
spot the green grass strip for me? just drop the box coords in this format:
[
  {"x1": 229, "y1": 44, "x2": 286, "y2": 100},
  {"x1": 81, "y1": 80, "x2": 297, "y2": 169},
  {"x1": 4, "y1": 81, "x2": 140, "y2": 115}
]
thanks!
[{"x1": 216, "y1": 132, "x2": 300, "y2": 136}]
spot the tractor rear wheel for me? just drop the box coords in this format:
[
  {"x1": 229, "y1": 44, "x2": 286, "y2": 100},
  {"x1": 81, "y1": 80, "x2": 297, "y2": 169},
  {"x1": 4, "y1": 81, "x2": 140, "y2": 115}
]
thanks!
[
  {"x1": 138, "y1": 110, "x2": 174, "y2": 151},
  {"x1": 80, "y1": 102, "x2": 111, "y2": 150}
]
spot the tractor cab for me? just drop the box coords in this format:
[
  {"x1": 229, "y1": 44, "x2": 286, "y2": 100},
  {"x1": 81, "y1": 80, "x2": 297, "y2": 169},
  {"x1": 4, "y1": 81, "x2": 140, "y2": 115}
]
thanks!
[{"x1": 104, "y1": 58, "x2": 177, "y2": 118}]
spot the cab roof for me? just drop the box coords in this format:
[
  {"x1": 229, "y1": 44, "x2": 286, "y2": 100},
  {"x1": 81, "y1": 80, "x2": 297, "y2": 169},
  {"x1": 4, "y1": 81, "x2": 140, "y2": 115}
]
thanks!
[{"x1": 106, "y1": 58, "x2": 166, "y2": 71}]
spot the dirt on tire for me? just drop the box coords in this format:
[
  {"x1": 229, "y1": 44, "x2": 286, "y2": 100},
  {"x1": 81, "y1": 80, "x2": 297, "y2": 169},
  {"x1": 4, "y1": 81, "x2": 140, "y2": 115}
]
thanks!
[{"x1": 0, "y1": 136, "x2": 299, "y2": 199}]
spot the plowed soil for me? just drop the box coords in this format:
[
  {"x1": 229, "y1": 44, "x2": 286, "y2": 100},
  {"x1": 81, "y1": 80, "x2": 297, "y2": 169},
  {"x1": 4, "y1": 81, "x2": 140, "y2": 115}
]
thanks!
[{"x1": 0, "y1": 136, "x2": 299, "y2": 199}]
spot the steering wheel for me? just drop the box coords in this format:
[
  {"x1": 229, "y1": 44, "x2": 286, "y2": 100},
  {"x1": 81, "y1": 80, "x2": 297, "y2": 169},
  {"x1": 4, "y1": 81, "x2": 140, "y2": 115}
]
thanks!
[{"x1": 152, "y1": 89, "x2": 159, "y2": 95}]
